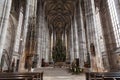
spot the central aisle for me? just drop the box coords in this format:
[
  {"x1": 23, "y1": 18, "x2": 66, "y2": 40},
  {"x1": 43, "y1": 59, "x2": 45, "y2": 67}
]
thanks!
[{"x1": 34, "y1": 67, "x2": 85, "y2": 80}]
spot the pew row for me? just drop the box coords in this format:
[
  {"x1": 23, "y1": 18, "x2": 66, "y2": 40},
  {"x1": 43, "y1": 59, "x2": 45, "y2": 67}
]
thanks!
[
  {"x1": 0, "y1": 72, "x2": 43, "y2": 80},
  {"x1": 86, "y1": 72, "x2": 120, "y2": 80}
]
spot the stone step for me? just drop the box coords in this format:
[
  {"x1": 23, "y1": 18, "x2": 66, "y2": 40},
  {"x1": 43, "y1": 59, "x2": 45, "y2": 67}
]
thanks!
[
  {"x1": 34, "y1": 67, "x2": 86, "y2": 80},
  {"x1": 44, "y1": 75, "x2": 85, "y2": 80}
]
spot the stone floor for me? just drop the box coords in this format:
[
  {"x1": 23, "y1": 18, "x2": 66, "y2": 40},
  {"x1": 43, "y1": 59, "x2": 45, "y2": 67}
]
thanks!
[{"x1": 34, "y1": 67, "x2": 86, "y2": 80}]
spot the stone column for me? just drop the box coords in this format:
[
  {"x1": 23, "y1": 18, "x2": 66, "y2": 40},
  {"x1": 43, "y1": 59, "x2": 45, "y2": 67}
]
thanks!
[
  {"x1": 0, "y1": 0, "x2": 12, "y2": 63},
  {"x1": 50, "y1": 32, "x2": 53, "y2": 62},
  {"x1": 62, "y1": 33, "x2": 64, "y2": 43},
  {"x1": 45, "y1": 26, "x2": 49, "y2": 63},
  {"x1": 41, "y1": 27, "x2": 43, "y2": 59},
  {"x1": 62, "y1": 30, "x2": 66, "y2": 45},
  {"x1": 13, "y1": 7, "x2": 23, "y2": 58},
  {"x1": 36, "y1": 0, "x2": 43, "y2": 68},
  {"x1": 70, "y1": 20, "x2": 75, "y2": 63},
  {"x1": 49, "y1": 32, "x2": 53, "y2": 62},
  {"x1": 84, "y1": 0, "x2": 99, "y2": 71},
  {"x1": 37, "y1": 25, "x2": 42, "y2": 68},
  {"x1": 42, "y1": 26, "x2": 45, "y2": 59},
  {"x1": 65, "y1": 30, "x2": 68, "y2": 61},
  {"x1": 43, "y1": 16, "x2": 49, "y2": 63},
  {"x1": 39, "y1": 18, "x2": 44, "y2": 64},
  {"x1": 66, "y1": 30, "x2": 72, "y2": 62},
  {"x1": 86, "y1": 0, "x2": 95, "y2": 71},
  {"x1": 76, "y1": 0, "x2": 87, "y2": 68},
  {"x1": 65, "y1": 31, "x2": 67, "y2": 49},
  {"x1": 73, "y1": 16, "x2": 79, "y2": 59},
  {"x1": 0, "y1": 0, "x2": 8, "y2": 35},
  {"x1": 53, "y1": 30, "x2": 56, "y2": 46},
  {"x1": 99, "y1": 0, "x2": 114, "y2": 71},
  {"x1": 19, "y1": 0, "x2": 30, "y2": 72},
  {"x1": 37, "y1": 22, "x2": 42, "y2": 68}
]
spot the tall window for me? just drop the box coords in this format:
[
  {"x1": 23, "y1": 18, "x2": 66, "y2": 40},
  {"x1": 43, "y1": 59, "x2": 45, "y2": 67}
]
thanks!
[{"x1": 108, "y1": 0, "x2": 120, "y2": 47}]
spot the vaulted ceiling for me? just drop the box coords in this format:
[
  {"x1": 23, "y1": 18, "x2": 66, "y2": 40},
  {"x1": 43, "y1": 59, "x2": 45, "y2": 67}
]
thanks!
[{"x1": 44, "y1": 0, "x2": 76, "y2": 34}]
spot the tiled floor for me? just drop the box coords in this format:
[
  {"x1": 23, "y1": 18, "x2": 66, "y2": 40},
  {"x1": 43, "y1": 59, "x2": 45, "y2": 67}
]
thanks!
[{"x1": 34, "y1": 67, "x2": 86, "y2": 80}]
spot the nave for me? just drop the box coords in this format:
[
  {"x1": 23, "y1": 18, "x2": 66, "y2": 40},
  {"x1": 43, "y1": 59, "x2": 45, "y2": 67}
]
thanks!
[{"x1": 1, "y1": 0, "x2": 120, "y2": 79}]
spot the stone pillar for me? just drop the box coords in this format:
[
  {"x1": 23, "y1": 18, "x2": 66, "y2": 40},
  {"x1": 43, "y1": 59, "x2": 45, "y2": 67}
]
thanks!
[
  {"x1": 12, "y1": 7, "x2": 23, "y2": 71},
  {"x1": 65, "y1": 31, "x2": 67, "y2": 49},
  {"x1": 53, "y1": 30, "x2": 56, "y2": 46},
  {"x1": 0, "y1": 0, "x2": 8, "y2": 34},
  {"x1": 0, "y1": 0, "x2": 12, "y2": 63},
  {"x1": 70, "y1": 20, "x2": 75, "y2": 63},
  {"x1": 67, "y1": 32, "x2": 71, "y2": 62},
  {"x1": 42, "y1": 20, "x2": 45, "y2": 59},
  {"x1": 13, "y1": 7, "x2": 23, "y2": 57},
  {"x1": 76, "y1": 1, "x2": 87, "y2": 68},
  {"x1": 19, "y1": 0, "x2": 30, "y2": 72},
  {"x1": 41, "y1": 27, "x2": 43, "y2": 59},
  {"x1": 49, "y1": 32, "x2": 53, "y2": 62},
  {"x1": 45, "y1": 26, "x2": 49, "y2": 63},
  {"x1": 44, "y1": 30, "x2": 47, "y2": 62},
  {"x1": 65, "y1": 31, "x2": 68, "y2": 60},
  {"x1": 62, "y1": 32, "x2": 64, "y2": 43},
  {"x1": 43, "y1": 20, "x2": 49, "y2": 63},
  {"x1": 40, "y1": 18, "x2": 44, "y2": 65},
  {"x1": 37, "y1": 0, "x2": 43, "y2": 68},
  {"x1": 62, "y1": 30, "x2": 66, "y2": 45},
  {"x1": 99, "y1": 0, "x2": 114, "y2": 71},
  {"x1": 93, "y1": 7, "x2": 106, "y2": 72},
  {"x1": 73, "y1": 15, "x2": 79, "y2": 59},
  {"x1": 84, "y1": 0, "x2": 98, "y2": 71}
]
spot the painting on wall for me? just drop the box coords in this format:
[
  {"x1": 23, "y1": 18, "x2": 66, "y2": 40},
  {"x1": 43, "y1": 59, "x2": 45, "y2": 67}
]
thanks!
[{"x1": 90, "y1": 43, "x2": 96, "y2": 56}]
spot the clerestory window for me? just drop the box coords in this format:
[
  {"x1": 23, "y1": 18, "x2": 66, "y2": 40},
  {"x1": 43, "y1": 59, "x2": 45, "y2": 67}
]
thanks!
[{"x1": 108, "y1": 0, "x2": 120, "y2": 47}]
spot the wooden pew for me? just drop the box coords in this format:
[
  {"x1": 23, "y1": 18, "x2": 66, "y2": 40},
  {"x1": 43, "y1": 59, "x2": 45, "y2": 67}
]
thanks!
[
  {"x1": 103, "y1": 72, "x2": 120, "y2": 80},
  {"x1": 86, "y1": 72, "x2": 120, "y2": 80},
  {"x1": 0, "y1": 72, "x2": 43, "y2": 80},
  {"x1": 0, "y1": 76, "x2": 33, "y2": 80},
  {"x1": 86, "y1": 72, "x2": 103, "y2": 80},
  {"x1": 0, "y1": 74, "x2": 35, "y2": 80}
]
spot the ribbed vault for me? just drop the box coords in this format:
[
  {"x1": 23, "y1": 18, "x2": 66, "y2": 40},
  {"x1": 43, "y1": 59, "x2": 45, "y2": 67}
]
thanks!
[{"x1": 44, "y1": 0, "x2": 75, "y2": 40}]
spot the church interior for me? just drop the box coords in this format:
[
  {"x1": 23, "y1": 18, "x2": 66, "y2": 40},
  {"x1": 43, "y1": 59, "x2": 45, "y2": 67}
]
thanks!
[{"x1": 0, "y1": 0, "x2": 120, "y2": 80}]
